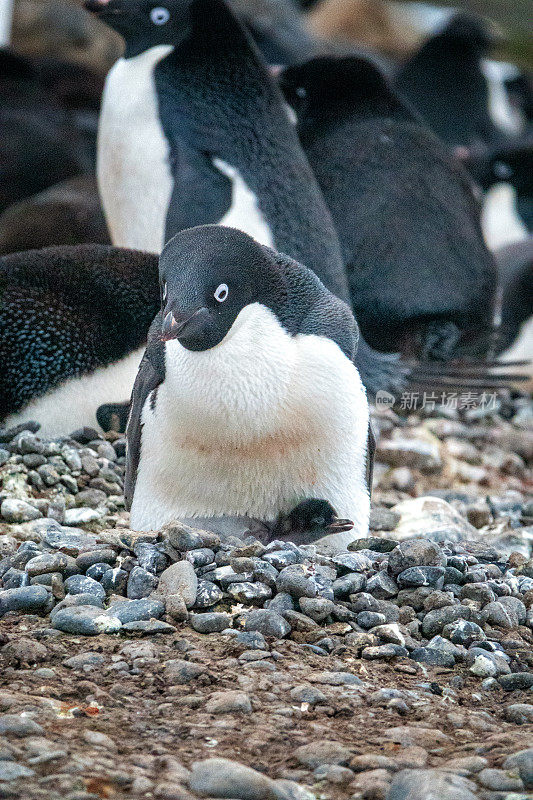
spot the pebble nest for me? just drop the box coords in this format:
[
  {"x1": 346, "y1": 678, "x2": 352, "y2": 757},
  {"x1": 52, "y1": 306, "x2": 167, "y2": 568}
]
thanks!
[{"x1": 0, "y1": 394, "x2": 532, "y2": 799}]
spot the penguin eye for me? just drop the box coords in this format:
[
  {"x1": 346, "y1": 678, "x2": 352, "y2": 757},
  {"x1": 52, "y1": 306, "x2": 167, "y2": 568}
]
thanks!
[
  {"x1": 493, "y1": 160, "x2": 513, "y2": 180},
  {"x1": 162, "y1": 282, "x2": 167, "y2": 303},
  {"x1": 296, "y1": 86, "x2": 307, "y2": 99},
  {"x1": 214, "y1": 283, "x2": 229, "y2": 303},
  {"x1": 150, "y1": 6, "x2": 170, "y2": 25}
]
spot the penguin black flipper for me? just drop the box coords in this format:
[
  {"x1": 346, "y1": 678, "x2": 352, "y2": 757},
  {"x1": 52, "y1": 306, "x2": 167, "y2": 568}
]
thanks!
[{"x1": 124, "y1": 313, "x2": 166, "y2": 511}]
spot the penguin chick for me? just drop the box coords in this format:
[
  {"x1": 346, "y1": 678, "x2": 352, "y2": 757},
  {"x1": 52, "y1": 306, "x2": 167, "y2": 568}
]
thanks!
[
  {"x1": 0, "y1": 244, "x2": 159, "y2": 436},
  {"x1": 126, "y1": 225, "x2": 372, "y2": 552},
  {"x1": 280, "y1": 55, "x2": 498, "y2": 361}
]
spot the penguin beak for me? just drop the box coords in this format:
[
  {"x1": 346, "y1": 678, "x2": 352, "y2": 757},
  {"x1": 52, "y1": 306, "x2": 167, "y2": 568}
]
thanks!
[{"x1": 161, "y1": 308, "x2": 209, "y2": 342}]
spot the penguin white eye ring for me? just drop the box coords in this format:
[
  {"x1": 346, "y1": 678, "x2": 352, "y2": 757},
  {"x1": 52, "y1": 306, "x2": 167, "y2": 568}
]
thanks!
[
  {"x1": 214, "y1": 283, "x2": 229, "y2": 303},
  {"x1": 150, "y1": 7, "x2": 170, "y2": 25}
]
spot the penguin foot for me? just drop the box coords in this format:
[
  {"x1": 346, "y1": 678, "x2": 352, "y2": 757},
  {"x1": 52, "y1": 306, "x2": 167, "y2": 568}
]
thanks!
[
  {"x1": 421, "y1": 320, "x2": 462, "y2": 361},
  {"x1": 270, "y1": 499, "x2": 354, "y2": 545}
]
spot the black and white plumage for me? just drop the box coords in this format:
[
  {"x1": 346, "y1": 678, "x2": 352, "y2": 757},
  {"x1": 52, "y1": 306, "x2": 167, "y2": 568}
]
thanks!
[
  {"x1": 394, "y1": 14, "x2": 532, "y2": 238},
  {"x1": 125, "y1": 225, "x2": 373, "y2": 552},
  {"x1": 0, "y1": 244, "x2": 159, "y2": 436},
  {"x1": 87, "y1": 0, "x2": 408, "y2": 397},
  {"x1": 280, "y1": 55, "x2": 499, "y2": 361}
]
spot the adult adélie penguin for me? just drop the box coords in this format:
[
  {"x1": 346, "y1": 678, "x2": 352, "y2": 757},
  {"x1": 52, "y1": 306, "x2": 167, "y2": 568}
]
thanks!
[
  {"x1": 125, "y1": 225, "x2": 372, "y2": 552},
  {"x1": 85, "y1": 0, "x2": 403, "y2": 399}
]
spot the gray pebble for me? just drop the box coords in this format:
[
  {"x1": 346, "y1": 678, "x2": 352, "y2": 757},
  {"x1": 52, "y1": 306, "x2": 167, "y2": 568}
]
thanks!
[
  {"x1": 0, "y1": 585, "x2": 50, "y2": 616},
  {"x1": 108, "y1": 597, "x2": 165, "y2": 624},
  {"x1": 64, "y1": 574, "x2": 105, "y2": 600},
  {"x1": 227, "y1": 581, "x2": 272, "y2": 604},
  {"x1": 1, "y1": 499, "x2": 42, "y2": 523},
  {"x1": 498, "y1": 673, "x2": 533, "y2": 691},
  {"x1": 194, "y1": 580, "x2": 223, "y2": 608},
  {"x1": 276, "y1": 565, "x2": 319, "y2": 598},
  {"x1": 242, "y1": 609, "x2": 291, "y2": 638},
  {"x1": 52, "y1": 605, "x2": 122, "y2": 635},
  {"x1": 190, "y1": 612, "x2": 231, "y2": 633},
  {"x1": 411, "y1": 647, "x2": 455, "y2": 667},
  {"x1": 388, "y1": 540, "x2": 447, "y2": 576},
  {"x1": 127, "y1": 565, "x2": 159, "y2": 599}
]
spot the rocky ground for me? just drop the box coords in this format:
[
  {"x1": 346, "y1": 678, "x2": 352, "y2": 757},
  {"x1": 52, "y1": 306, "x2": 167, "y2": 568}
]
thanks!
[{"x1": 0, "y1": 393, "x2": 532, "y2": 800}]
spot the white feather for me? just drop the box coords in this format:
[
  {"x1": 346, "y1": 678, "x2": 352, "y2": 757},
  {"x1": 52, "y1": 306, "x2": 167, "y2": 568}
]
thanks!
[
  {"x1": 4, "y1": 348, "x2": 145, "y2": 438},
  {"x1": 213, "y1": 158, "x2": 275, "y2": 248},
  {"x1": 481, "y1": 59, "x2": 525, "y2": 136},
  {"x1": 482, "y1": 183, "x2": 528, "y2": 251},
  {"x1": 97, "y1": 46, "x2": 174, "y2": 253},
  {"x1": 130, "y1": 304, "x2": 370, "y2": 552}
]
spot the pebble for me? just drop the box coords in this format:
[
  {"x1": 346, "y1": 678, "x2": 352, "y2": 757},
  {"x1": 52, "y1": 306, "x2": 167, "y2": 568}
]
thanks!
[
  {"x1": 108, "y1": 597, "x2": 165, "y2": 624},
  {"x1": 126, "y1": 566, "x2": 159, "y2": 599},
  {"x1": 0, "y1": 761, "x2": 35, "y2": 781},
  {"x1": 503, "y1": 749, "x2": 533, "y2": 789},
  {"x1": 275, "y1": 565, "x2": 319, "y2": 598},
  {"x1": 242, "y1": 609, "x2": 291, "y2": 638},
  {"x1": 52, "y1": 605, "x2": 122, "y2": 635},
  {"x1": 164, "y1": 659, "x2": 206, "y2": 684},
  {"x1": 0, "y1": 715, "x2": 44, "y2": 737},
  {"x1": 386, "y1": 769, "x2": 477, "y2": 799},
  {"x1": 1, "y1": 499, "x2": 41, "y2": 523},
  {"x1": 25, "y1": 552, "x2": 78, "y2": 578},
  {"x1": 194, "y1": 580, "x2": 223, "y2": 608},
  {"x1": 498, "y1": 672, "x2": 533, "y2": 691},
  {"x1": 190, "y1": 612, "x2": 231, "y2": 633},
  {"x1": 505, "y1": 704, "x2": 533, "y2": 724},
  {"x1": 189, "y1": 757, "x2": 281, "y2": 799},
  {"x1": 204, "y1": 691, "x2": 252, "y2": 714},
  {"x1": 227, "y1": 581, "x2": 272, "y2": 603},
  {"x1": 64, "y1": 575, "x2": 105, "y2": 600},
  {"x1": 0, "y1": 585, "x2": 50, "y2": 616},
  {"x1": 411, "y1": 647, "x2": 455, "y2": 667},
  {"x1": 294, "y1": 740, "x2": 351, "y2": 768}
]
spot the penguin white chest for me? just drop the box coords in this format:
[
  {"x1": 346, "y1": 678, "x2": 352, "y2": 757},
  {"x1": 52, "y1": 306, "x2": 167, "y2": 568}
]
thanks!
[
  {"x1": 98, "y1": 46, "x2": 174, "y2": 253},
  {"x1": 213, "y1": 159, "x2": 275, "y2": 248},
  {"x1": 130, "y1": 305, "x2": 370, "y2": 546}
]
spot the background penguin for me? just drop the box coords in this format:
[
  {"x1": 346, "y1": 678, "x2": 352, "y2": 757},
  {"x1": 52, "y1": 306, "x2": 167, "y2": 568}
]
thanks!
[
  {"x1": 495, "y1": 237, "x2": 533, "y2": 364},
  {"x1": 125, "y1": 225, "x2": 372, "y2": 553},
  {"x1": 0, "y1": 48, "x2": 101, "y2": 213},
  {"x1": 0, "y1": 176, "x2": 110, "y2": 255},
  {"x1": 394, "y1": 13, "x2": 532, "y2": 236},
  {"x1": 280, "y1": 55, "x2": 500, "y2": 362},
  {"x1": 0, "y1": 244, "x2": 159, "y2": 436},
  {"x1": 86, "y1": 0, "x2": 405, "y2": 398}
]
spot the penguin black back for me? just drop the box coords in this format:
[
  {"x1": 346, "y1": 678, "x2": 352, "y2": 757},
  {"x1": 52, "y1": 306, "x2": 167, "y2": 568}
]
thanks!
[
  {"x1": 0, "y1": 245, "x2": 159, "y2": 422},
  {"x1": 0, "y1": 177, "x2": 110, "y2": 255},
  {"x1": 153, "y1": 0, "x2": 350, "y2": 304},
  {"x1": 281, "y1": 55, "x2": 498, "y2": 360}
]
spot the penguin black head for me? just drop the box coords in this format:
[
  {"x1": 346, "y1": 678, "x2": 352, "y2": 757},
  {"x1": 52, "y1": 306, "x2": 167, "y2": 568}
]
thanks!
[
  {"x1": 280, "y1": 56, "x2": 394, "y2": 124},
  {"x1": 84, "y1": 0, "x2": 191, "y2": 56},
  {"x1": 158, "y1": 225, "x2": 288, "y2": 351}
]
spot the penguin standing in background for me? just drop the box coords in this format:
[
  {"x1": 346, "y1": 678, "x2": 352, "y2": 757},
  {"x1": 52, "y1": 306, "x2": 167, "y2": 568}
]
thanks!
[
  {"x1": 86, "y1": 0, "x2": 404, "y2": 397},
  {"x1": 394, "y1": 14, "x2": 532, "y2": 237},
  {"x1": 280, "y1": 55, "x2": 499, "y2": 361},
  {"x1": 0, "y1": 245, "x2": 159, "y2": 436},
  {"x1": 0, "y1": 176, "x2": 109, "y2": 255},
  {"x1": 126, "y1": 226, "x2": 372, "y2": 552}
]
